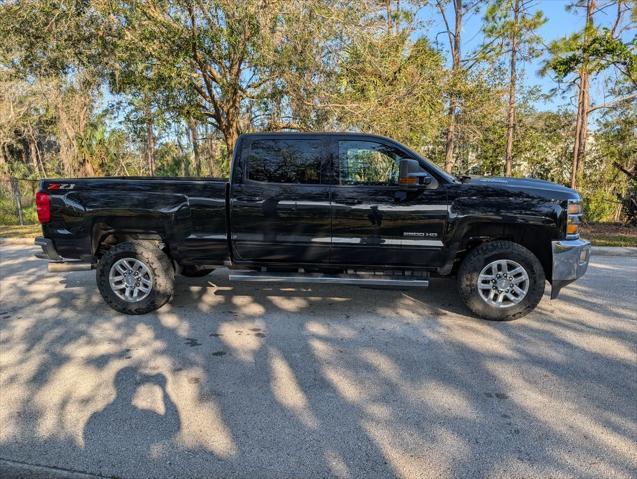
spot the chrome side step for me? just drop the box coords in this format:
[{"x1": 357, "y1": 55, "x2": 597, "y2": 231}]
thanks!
[{"x1": 228, "y1": 271, "x2": 429, "y2": 287}]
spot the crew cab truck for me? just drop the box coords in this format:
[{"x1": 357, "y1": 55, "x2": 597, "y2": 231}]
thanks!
[{"x1": 34, "y1": 132, "x2": 591, "y2": 320}]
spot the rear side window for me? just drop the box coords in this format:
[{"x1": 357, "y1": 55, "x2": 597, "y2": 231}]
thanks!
[{"x1": 247, "y1": 139, "x2": 323, "y2": 184}]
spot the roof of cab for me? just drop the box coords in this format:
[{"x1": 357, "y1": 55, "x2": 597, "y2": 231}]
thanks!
[{"x1": 238, "y1": 131, "x2": 394, "y2": 141}]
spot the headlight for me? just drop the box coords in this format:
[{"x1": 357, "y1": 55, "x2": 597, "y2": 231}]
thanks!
[
  {"x1": 567, "y1": 202, "x2": 582, "y2": 215},
  {"x1": 566, "y1": 200, "x2": 583, "y2": 239}
]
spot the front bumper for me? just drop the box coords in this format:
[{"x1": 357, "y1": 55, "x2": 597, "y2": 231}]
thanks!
[{"x1": 551, "y1": 238, "x2": 591, "y2": 299}]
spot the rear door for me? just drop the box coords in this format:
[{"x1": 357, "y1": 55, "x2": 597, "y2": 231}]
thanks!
[
  {"x1": 229, "y1": 136, "x2": 332, "y2": 264},
  {"x1": 330, "y1": 137, "x2": 448, "y2": 267}
]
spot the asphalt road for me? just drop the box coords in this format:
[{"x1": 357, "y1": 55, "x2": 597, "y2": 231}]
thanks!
[{"x1": 0, "y1": 245, "x2": 636, "y2": 479}]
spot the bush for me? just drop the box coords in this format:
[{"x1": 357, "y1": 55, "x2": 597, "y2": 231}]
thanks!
[{"x1": 0, "y1": 178, "x2": 39, "y2": 225}]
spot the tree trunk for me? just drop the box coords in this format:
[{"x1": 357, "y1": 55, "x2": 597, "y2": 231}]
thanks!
[
  {"x1": 204, "y1": 123, "x2": 216, "y2": 175},
  {"x1": 10, "y1": 177, "x2": 24, "y2": 226},
  {"x1": 188, "y1": 118, "x2": 202, "y2": 176},
  {"x1": 146, "y1": 115, "x2": 155, "y2": 176},
  {"x1": 219, "y1": 96, "x2": 241, "y2": 164},
  {"x1": 577, "y1": 70, "x2": 589, "y2": 181},
  {"x1": 571, "y1": 0, "x2": 595, "y2": 189},
  {"x1": 571, "y1": 80, "x2": 584, "y2": 188},
  {"x1": 0, "y1": 142, "x2": 8, "y2": 171},
  {"x1": 504, "y1": 0, "x2": 520, "y2": 177},
  {"x1": 222, "y1": 125, "x2": 239, "y2": 165},
  {"x1": 443, "y1": 0, "x2": 462, "y2": 173},
  {"x1": 27, "y1": 131, "x2": 46, "y2": 177},
  {"x1": 33, "y1": 135, "x2": 47, "y2": 177},
  {"x1": 444, "y1": 98, "x2": 457, "y2": 172},
  {"x1": 28, "y1": 135, "x2": 39, "y2": 174}
]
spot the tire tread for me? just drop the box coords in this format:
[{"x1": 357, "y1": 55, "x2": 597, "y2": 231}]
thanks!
[
  {"x1": 457, "y1": 240, "x2": 545, "y2": 321},
  {"x1": 96, "y1": 241, "x2": 174, "y2": 315}
]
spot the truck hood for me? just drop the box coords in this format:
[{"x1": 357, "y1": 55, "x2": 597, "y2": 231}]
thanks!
[{"x1": 464, "y1": 176, "x2": 580, "y2": 201}]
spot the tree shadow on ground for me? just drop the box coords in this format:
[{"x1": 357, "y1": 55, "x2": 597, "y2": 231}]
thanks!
[{"x1": 0, "y1": 246, "x2": 636, "y2": 478}]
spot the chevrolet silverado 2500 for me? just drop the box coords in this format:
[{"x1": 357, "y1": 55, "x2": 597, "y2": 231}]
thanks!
[{"x1": 34, "y1": 132, "x2": 591, "y2": 320}]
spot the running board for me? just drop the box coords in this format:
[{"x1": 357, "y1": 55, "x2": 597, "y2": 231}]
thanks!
[
  {"x1": 228, "y1": 271, "x2": 429, "y2": 288},
  {"x1": 48, "y1": 262, "x2": 94, "y2": 273}
]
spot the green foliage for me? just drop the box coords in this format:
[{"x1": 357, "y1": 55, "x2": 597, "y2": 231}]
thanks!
[
  {"x1": 546, "y1": 27, "x2": 636, "y2": 83},
  {"x1": 514, "y1": 108, "x2": 574, "y2": 184},
  {"x1": 0, "y1": 0, "x2": 113, "y2": 77},
  {"x1": 481, "y1": 0, "x2": 547, "y2": 62},
  {"x1": 0, "y1": 0, "x2": 635, "y2": 226},
  {"x1": 582, "y1": 107, "x2": 637, "y2": 222},
  {"x1": 154, "y1": 144, "x2": 191, "y2": 177},
  {"x1": 326, "y1": 33, "x2": 447, "y2": 153},
  {"x1": 0, "y1": 182, "x2": 38, "y2": 225}
]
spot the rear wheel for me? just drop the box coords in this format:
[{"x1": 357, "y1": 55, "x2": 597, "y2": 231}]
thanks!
[
  {"x1": 97, "y1": 241, "x2": 174, "y2": 314},
  {"x1": 457, "y1": 240, "x2": 545, "y2": 321}
]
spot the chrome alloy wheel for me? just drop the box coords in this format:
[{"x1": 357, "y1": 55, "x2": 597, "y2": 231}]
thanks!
[
  {"x1": 108, "y1": 258, "x2": 153, "y2": 302},
  {"x1": 477, "y1": 259, "x2": 529, "y2": 308}
]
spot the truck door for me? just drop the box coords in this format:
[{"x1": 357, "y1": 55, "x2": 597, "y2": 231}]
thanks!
[
  {"x1": 229, "y1": 136, "x2": 332, "y2": 264},
  {"x1": 330, "y1": 138, "x2": 448, "y2": 267}
]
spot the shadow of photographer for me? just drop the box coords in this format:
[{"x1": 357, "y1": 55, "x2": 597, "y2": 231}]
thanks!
[{"x1": 83, "y1": 367, "x2": 180, "y2": 460}]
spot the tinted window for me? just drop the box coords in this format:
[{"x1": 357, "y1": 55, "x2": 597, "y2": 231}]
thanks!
[
  {"x1": 248, "y1": 139, "x2": 323, "y2": 184},
  {"x1": 338, "y1": 141, "x2": 406, "y2": 186}
]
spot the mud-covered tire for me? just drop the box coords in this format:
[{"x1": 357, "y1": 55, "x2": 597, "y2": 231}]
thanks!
[
  {"x1": 457, "y1": 240, "x2": 545, "y2": 321},
  {"x1": 180, "y1": 265, "x2": 214, "y2": 277},
  {"x1": 96, "y1": 241, "x2": 174, "y2": 314}
]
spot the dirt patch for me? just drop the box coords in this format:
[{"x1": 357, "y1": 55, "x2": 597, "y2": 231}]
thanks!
[
  {"x1": 0, "y1": 224, "x2": 40, "y2": 238},
  {"x1": 582, "y1": 223, "x2": 637, "y2": 247}
]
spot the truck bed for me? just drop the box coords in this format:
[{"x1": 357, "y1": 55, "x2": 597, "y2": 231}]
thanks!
[{"x1": 40, "y1": 176, "x2": 229, "y2": 266}]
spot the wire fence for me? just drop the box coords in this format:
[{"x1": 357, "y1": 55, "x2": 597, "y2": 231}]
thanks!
[{"x1": 0, "y1": 178, "x2": 40, "y2": 226}]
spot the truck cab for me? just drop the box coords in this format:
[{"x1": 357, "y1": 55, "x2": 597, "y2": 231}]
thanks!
[{"x1": 229, "y1": 133, "x2": 451, "y2": 268}]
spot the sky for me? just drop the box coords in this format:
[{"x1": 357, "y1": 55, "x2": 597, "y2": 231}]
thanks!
[{"x1": 419, "y1": 0, "x2": 634, "y2": 111}]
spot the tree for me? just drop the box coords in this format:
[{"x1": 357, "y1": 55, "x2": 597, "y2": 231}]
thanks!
[
  {"x1": 544, "y1": 0, "x2": 636, "y2": 188},
  {"x1": 585, "y1": 105, "x2": 636, "y2": 221},
  {"x1": 435, "y1": 0, "x2": 465, "y2": 173},
  {"x1": 481, "y1": 0, "x2": 545, "y2": 176},
  {"x1": 0, "y1": 0, "x2": 115, "y2": 177},
  {"x1": 108, "y1": 0, "x2": 351, "y2": 159},
  {"x1": 311, "y1": 6, "x2": 447, "y2": 153}
]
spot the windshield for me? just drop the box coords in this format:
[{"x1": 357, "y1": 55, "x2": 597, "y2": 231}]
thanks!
[{"x1": 421, "y1": 157, "x2": 459, "y2": 183}]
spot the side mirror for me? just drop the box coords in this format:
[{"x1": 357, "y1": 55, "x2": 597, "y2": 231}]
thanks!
[{"x1": 399, "y1": 159, "x2": 432, "y2": 189}]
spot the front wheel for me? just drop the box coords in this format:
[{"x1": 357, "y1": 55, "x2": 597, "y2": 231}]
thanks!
[
  {"x1": 457, "y1": 240, "x2": 545, "y2": 321},
  {"x1": 96, "y1": 241, "x2": 175, "y2": 315}
]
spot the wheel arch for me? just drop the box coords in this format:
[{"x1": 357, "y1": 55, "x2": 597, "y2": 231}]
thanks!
[
  {"x1": 454, "y1": 222, "x2": 555, "y2": 282},
  {"x1": 92, "y1": 223, "x2": 167, "y2": 257}
]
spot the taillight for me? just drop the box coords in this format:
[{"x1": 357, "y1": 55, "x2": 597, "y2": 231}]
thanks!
[{"x1": 36, "y1": 191, "x2": 51, "y2": 223}]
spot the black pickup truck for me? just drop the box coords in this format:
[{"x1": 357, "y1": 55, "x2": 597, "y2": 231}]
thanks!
[{"x1": 35, "y1": 132, "x2": 591, "y2": 320}]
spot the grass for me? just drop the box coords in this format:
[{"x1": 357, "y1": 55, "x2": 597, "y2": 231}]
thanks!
[
  {"x1": 582, "y1": 223, "x2": 637, "y2": 247},
  {"x1": 0, "y1": 224, "x2": 41, "y2": 239},
  {"x1": 0, "y1": 222, "x2": 635, "y2": 247}
]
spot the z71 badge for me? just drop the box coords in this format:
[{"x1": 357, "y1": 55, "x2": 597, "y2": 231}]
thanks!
[{"x1": 48, "y1": 183, "x2": 75, "y2": 190}]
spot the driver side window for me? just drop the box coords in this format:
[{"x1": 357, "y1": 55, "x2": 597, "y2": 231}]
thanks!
[{"x1": 338, "y1": 141, "x2": 406, "y2": 186}]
